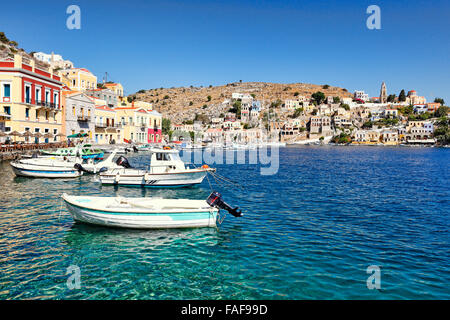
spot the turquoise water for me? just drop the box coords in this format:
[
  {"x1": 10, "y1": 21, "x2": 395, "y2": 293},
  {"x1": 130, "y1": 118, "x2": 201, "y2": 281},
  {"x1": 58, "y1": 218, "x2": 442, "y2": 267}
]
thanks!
[{"x1": 0, "y1": 146, "x2": 449, "y2": 299}]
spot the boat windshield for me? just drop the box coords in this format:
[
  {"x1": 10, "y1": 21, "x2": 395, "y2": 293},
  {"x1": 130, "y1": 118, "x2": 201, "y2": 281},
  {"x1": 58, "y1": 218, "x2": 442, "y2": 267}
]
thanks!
[{"x1": 156, "y1": 153, "x2": 170, "y2": 161}]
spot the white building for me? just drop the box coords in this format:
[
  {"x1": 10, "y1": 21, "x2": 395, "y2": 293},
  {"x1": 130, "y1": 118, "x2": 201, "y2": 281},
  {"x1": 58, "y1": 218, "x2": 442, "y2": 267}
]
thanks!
[
  {"x1": 232, "y1": 92, "x2": 253, "y2": 100},
  {"x1": 33, "y1": 52, "x2": 74, "y2": 70},
  {"x1": 354, "y1": 90, "x2": 370, "y2": 101}
]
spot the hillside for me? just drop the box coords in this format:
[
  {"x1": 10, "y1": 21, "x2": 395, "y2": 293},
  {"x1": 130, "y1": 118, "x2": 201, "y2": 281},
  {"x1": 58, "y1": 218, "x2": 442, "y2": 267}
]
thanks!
[
  {"x1": 130, "y1": 82, "x2": 353, "y2": 123},
  {"x1": 0, "y1": 32, "x2": 50, "y2": 69}
]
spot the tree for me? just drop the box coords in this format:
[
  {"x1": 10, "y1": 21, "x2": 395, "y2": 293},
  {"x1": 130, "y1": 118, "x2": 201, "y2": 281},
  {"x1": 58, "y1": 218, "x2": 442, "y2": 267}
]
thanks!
[
  {"x1": 311, "y1": 91, "x2": 326, "y2": 105},
  {"x1": 435, "y1": 106, "x2": 450, "y2": 118},
  {"x1": 189, "y1": 101, "x2": 193, "y2": 106},
  {"x1": 137, "y1": 89, "x2": 146, "y2": 94},
  {"x1": 251, "y1": 93, "x2": 256, "y2": 99},
  {"x1": 202, "y1": 104, "x2": 207, "y2": 109},
  {"x1": 387, "y1": 94, "x2": 396, "y2": 102},
  {"x1": 207, "y1": 95, "x2": 211, "y2": 102},
  {"x1": 294, "y1": 92, "x2": 299, "y2": 97},
  {"x1": 341, "y1": 103, "x2": 350, "y2": 111},
  {"x1": 292, "y1": 107, "x2": 304, "y2": 118},
  {"x1": 434, "y1": 98, "x2": 445, "y2": 105},
  {"x1": 322, "y1": 84, "x2": 330, "y2": 89},
  {"x1": 0, "y1": 32, "x2": 9, "y2": 43},
  {"x1": 163, "y1": 95, "x2": 169, "y2": 99},
  {"x1": 162, "y1": 118, "x2": 171, "y2": 135},
  {"x1": 399, "y1": 89, "x2": 406, "y2": 102},
  {"x1": 333, "y1": 96, "x2": 341, "y2": 104}
]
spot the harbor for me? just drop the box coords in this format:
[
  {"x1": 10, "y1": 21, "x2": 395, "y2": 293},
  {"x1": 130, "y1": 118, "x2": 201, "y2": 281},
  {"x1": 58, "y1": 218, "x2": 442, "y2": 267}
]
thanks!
[{"x1": 0, "y1": 146, "x2": 449, "y2": 299}]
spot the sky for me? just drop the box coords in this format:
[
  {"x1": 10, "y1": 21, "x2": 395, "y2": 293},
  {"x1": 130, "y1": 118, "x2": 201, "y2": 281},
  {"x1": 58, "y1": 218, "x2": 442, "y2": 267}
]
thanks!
[{"x1": 1, "y1": 0, "x2": 449, "y2": 103}]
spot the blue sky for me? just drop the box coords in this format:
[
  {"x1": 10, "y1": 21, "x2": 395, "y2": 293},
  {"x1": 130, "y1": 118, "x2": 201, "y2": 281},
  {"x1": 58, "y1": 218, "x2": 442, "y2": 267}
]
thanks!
[{"x1": 1, "y1": 0, "x2": 449, "y2": 103}]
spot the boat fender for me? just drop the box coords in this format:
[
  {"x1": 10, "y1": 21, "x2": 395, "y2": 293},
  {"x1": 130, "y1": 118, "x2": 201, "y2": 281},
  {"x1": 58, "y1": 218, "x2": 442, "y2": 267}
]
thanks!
[
  {"x1": 144, "y1": 173, "x2": 151, "y2": 181},
  {"x1": 206, "y1": 191, "x2": 242, "y2": 217},
  {"x1": 98, "y1": 167, "x2": 108, "y2": 173},
  {"x1": 115, "y1": 173, "x2": 120, "y2": 184}
]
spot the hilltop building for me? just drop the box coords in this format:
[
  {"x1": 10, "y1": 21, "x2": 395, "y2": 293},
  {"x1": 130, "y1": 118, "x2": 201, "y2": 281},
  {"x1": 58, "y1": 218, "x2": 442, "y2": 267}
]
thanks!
[{"x1": 33, "y1": 52, "x2": 74, "y2": 70}]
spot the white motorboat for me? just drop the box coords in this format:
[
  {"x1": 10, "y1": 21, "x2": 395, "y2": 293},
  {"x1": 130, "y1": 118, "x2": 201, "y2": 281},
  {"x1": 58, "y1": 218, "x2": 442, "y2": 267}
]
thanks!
[
  {"x1": 10, "y1": 158, "x2": 83, "y2": 178},
  {"x1": 99, "y1": 147, "x2": 215, "y2": 187},
  {"x1": 75, "y1": 149, "x2": 124, "y2": 174},
  {"x1": 61, "y1": 192, "x2": 241, "y2": 229}
]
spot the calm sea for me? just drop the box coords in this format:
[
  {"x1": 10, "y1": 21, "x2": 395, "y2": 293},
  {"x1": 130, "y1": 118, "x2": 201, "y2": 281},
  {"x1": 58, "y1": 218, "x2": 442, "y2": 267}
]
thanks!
[{"x1": 0, "y1": 146, "x2": 449, "y2": 299}]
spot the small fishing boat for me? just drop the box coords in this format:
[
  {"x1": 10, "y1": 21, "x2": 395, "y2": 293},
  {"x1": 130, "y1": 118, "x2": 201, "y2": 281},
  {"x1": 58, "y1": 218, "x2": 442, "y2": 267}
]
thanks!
[
  {"x1": 42, "y1": 144, "x2": 104, "y2": 159},
  {"x1": 10, "y1": 159, "x2": 83, "y2": 178},
  {"x1": 61, "y1": 192, "x2": 241, "y2": 229},
  {"x1": 99, "y1": 147, "x2": 215, "y2": 187}
]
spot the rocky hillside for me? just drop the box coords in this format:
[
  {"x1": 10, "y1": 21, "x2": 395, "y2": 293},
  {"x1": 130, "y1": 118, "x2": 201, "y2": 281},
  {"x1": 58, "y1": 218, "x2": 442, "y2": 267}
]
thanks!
[
  {"x1": 0, "y1": 32, "x2": 49, "y2": 69},
  {"x1": 131, "y1": 82, "x2": 353, "y2": 123}
]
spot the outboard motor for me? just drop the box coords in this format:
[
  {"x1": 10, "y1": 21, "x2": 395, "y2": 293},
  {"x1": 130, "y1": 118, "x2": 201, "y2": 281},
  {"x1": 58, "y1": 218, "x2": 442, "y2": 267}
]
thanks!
[
  {"x1": 207, "y1": 191, "x2": 242, "y2": 217},
  {"x1": 31, "y1": 152, "x2": 39, "y2": 159},
  {"x1": 133, "y1": 145, "x2": 138, "y2": 152},
  {"x1": 116, "y1": 156, "x2": 131, "y2": 168},
  {"x1": 74, "y1": 163, "x2": 86, "y2": 172},
  {"x1": 98, "y1": 167, "x2": 108, "y2": 173}
]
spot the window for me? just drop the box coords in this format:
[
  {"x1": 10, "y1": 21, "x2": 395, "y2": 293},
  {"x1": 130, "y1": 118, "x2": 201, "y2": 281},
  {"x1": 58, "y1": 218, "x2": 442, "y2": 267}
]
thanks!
[
  {"x1": 35, "y1": 88, "x2": 41, "y2": 103},
  {"x1": 4, "y1": 106, "x2": 11, "y2": 115},
  {"x1": 25, "y1": 108, "x2": 30, "y2": 118},
  {"x1": 54, "y1": 92, "x2": 58, "y2": 107},
  {"x1": 45, "y1": 111, "x2": 49, "y2": 120},
  {"x1": 3, "y1": 84, "x2": 11, "y2": 97},
  {"x1": 25, "y1": 85, "x2": 31, "y2": 103},
  {"x1": 36, "y1": 110, "x2": 39, "y2": 119},
  {"x1": 45, "y1": 90, "x2": 50, "y2": 103}
]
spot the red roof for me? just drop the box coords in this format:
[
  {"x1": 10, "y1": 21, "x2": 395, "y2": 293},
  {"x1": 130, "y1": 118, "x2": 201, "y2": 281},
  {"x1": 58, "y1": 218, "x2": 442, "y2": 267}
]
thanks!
[{"x1": 96, "y1": 105, "x2": 115, "y2": 112}]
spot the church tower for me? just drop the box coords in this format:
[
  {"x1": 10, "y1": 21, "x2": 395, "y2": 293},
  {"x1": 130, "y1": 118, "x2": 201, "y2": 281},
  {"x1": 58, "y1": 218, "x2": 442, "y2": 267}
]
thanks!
[{"x1": 380, "y1": 82, "x2": 387, "y2": 103}]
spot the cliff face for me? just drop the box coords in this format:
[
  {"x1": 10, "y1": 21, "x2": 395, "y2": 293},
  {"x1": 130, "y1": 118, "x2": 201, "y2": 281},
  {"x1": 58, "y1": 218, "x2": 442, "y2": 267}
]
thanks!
[{"x1": 131, "y1": 82, "x2": 353, "y2": 122}]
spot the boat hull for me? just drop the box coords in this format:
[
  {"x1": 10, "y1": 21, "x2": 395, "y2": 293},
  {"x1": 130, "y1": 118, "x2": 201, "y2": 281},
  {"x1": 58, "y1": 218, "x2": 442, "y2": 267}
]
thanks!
[
  {"x1": 11, "y1": 162, "x2": 82, "y2": 178},
  {"x1": 99, "y1": 169, "x2": 208, "y2": 187},
  {"x1": 63, "y1": 195, "x2": 218, "y2": 229}
]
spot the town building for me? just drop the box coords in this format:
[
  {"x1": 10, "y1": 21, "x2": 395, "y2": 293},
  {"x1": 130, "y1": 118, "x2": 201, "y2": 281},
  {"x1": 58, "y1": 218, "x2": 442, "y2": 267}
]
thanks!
[
  {"x1": 63, "y1": 91, "x2": 95, "y2": 140},
  {"x1": 354, "y1": 90, "x2": 370, "y2": 102},
  {"x1": 59, "y1": 68, "x2": 97, "y2": 91},
  {"x1": 104, "y1": 82, "x2": 124, "y2": 97},
  {"x1": 85, "y1": 88, "x2": 118, "y2": 108},
  {"x1": 33, "y1": 52, "x2": 74, "y2": 70},
  {"x1": 115, "y1": 107, "x2": 162, "y2": 143},
  {"x1": 406, "y1": 90, "x2": 426, "y2": 105},
  {"x1": 94, "y1": 105, "x2": 121, "y2": 144},
  {"x1": 0, "y1": 54, "x2": 64, "y2": 142}
]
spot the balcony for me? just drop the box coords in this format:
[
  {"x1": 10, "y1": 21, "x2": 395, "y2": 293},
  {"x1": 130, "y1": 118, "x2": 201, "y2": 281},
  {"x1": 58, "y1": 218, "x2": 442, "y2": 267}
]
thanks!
[
  {"x1": 77, "y1": 116, "x2": 90, "y2": 122},
  {"x1": 33, "y1": 100, "x2": 60, "y2": 111}
]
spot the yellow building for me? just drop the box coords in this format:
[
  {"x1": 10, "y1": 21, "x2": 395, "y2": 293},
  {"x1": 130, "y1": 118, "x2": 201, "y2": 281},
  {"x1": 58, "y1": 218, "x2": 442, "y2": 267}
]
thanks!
[
  {"x1": 59, "y1": 68, "x2": 97, "y2": 91},
  {"x1": 115, "y1": 107, "x2": 162, "y2": 143},
  {"x1": 94, "y1": 105, "x2": 122, "y2": 144},
  {"x1": 104, "y1": 82, "x2": 124, "y2": 97},
  {"x1": 0, "y1": 54, "x2": 64, "y2": 142}
]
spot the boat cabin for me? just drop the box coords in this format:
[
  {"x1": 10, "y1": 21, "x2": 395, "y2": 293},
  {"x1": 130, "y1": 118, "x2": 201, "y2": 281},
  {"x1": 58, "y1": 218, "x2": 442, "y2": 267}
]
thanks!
[{"x1": 149, "y1": 149, "x2": 187, "y2": 173}]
